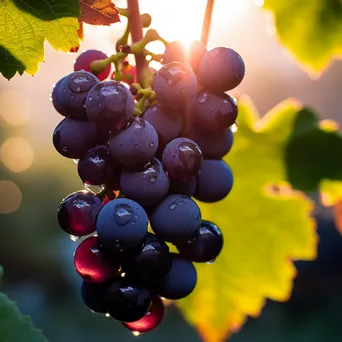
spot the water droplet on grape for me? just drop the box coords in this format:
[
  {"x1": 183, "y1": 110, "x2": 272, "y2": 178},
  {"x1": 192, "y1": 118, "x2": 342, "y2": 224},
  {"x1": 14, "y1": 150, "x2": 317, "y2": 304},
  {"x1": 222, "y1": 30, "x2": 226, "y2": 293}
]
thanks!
[
  {"x1": 84, "y1": 183, "x2": 105, "y2": 194},
  {"x1": 114, "y1": 203, "x2": 134, "y2": 225},
  {"x1": 168, "y1": 196, "x2": 186, "y2": 210},
  {"x1": 207, "y1": 258, "x2": 216, "y2": 264},
  {"x1": 196, "y1": 91, "x2": 210, "y2": 104},
  {"x1": 231, "y1": 123, "x2": 238, "y2": 132},
  {"x1": 73, "y1": 159, "x2": 79, "y2": 164},
  {"x1": 149, "y1": 141, "x2": 154, "y2": 147},
  {"x1": 148, "y1": 175, "x2": 157, "y2": 183},
  {"x1": 132, "y1": 331, "x2": 140, "y2": 337},
  {"x1": 105, "y1": 313, "x2": 110, "y2": 318},
  {"x1": 69, "y1": 234, "x2": 80, "y2": 242}
]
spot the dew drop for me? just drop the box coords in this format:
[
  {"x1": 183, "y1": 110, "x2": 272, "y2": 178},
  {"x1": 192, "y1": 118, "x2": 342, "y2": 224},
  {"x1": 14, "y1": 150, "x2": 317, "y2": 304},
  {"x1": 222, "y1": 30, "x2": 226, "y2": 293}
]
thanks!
[
  {"x1": 132, "y1": 331, "x2": 140, "y2": 337},
  {"x1": 148, "y1": 175, "x2": 157, "y2": 183},
  {"x1": 149, "y1": 141, "x2": 154, "y2": 147},
  {"x1": 196, "y1": 91, "x2": 210, "y2": 104},
  {"x1": 168, "y1": 196, "x2": 186, "y2": 210},
  {"x1": 69, "y1": 234, "x2": 80, "y2": 242},
  {"x1": 114, "y1": 203, "x2": 134, "y2": 225},
  {"x1": 105, "y1": 313, "x2": 110, "y2": 318}
]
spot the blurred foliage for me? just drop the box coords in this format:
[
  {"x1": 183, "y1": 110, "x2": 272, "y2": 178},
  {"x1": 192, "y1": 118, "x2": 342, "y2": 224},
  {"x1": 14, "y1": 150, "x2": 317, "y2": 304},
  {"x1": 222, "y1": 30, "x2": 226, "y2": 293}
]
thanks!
[
  {"x1": 0, "y1": 267, "x2": 47, "y2": 341},
  {"x1": 178, "y1": 97, "x2": 318, "y2": 342},
  {"x1": 263, "y1": 0, "x2": 342, "y2": 76}
]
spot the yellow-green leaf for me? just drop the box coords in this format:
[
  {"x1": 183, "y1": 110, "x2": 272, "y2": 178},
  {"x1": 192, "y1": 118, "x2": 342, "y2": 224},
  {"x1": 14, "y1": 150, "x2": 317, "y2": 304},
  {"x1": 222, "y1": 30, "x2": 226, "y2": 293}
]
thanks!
[
  {"x1": 0, "y1": 0, "x2": 81, "y2": 80},
  {"x1": 262, "y1": 0, "x2": 342, "y2": 76},
  {"x1": 177, "y1": 97, "x2": 317, "y2": 342}
]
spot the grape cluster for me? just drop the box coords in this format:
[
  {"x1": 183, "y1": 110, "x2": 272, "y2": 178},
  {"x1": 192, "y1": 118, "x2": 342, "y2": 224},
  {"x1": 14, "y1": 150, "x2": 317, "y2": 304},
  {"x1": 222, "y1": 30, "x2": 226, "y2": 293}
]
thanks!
[{"x1": 51, "y1": 41, "x2": 244, "y2": 334}]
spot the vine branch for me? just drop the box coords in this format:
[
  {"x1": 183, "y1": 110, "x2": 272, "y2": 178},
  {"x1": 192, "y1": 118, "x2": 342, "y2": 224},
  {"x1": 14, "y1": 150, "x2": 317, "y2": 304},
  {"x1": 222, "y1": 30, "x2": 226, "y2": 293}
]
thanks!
[
  {"x1": 201, "y1": 0, "x2": 215, "y2": 47},
  {"x1": 126, "y1": 0, "x2": 147, "y2": 85}
]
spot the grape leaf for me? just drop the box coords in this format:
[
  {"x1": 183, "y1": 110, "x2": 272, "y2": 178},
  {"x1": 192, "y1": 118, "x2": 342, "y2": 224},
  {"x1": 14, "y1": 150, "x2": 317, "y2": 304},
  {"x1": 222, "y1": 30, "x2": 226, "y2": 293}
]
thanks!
[
  {"x1": 79, "y1": 0, "x2": 120, "y2": 26},
  {"x1": 0, "y1": 0, "x2": 80, "y2": 80},
  {"x1": 177, "y1": 97, "x2": 317, "y2": 342},
  {"x1": 262, "y1": 0, "x2": 342, "y2": 76},
  {"x1": 285, "y1": 114, "x2": 342, "y2": 193},
  {"x1": 0, "y1": 265, "x2": 47, "y2": 342}
]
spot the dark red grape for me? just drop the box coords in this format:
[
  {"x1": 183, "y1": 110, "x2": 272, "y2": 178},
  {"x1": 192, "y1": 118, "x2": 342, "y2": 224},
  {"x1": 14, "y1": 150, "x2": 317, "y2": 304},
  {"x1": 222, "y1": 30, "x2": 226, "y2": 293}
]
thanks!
[
  {"x1": 162, "y1": 138, "x2": 203, "y2": 181},
  {"x1": 120, "y1": 158, "x2": 169, "y2": 206},
  {"x1": 57, "y1": 191, "x2": 102, "y2": 236},
  {"x1": 122, "y1": 295, "x2": 164, "y2": 333},
  {"x1": 121, "y1": 233, "x2": 172, "y2": 282},
  {"x1": 74, "y1": 236, "x2": 120, "y2": 283},
  {"x1": 176, "y1": 220, "x2": 223, "y2": 262},
  {"x1": 194, "y1": 159, "x2": 233, "y2": 202},
  {"x1": 96, "y1": 198, "x2": 148, "y2": 252},
  {"x1": 150, "y1": 194, "x2": 201, "y2": 244},
  {"x1": 158, "y1": 253, "x2": 197, "y2": 300},
  {"x1": 52, "y1": 118, "x2": 101, "y2": 159},
  {"x1": 109, "y1": 117, "x2": 158, "y2": 168},
  {"x1": 162, "y1": 40, "x2": 207, "y2": 72},
  {"x1": 154, "y1": 62, "x2": 197, "y2": 108},
  {"x1": 189, "y1": 90, "x2": 238, "y2": 132},
  {"x1": 85, "y1": 80, "x2": 135, "y2": 132},
  {"x1": 74, "y1": 50, "x2": 111, "y2": 81},
  {"x1": 57, "y1": 71, "x2": 100, "y2": 120},
  {"x1": 199, "y1": 47, "x2": 245, "y2": 93},
  {"x1": 78, "y1": 145, "x2": 121, "y2": 186}
]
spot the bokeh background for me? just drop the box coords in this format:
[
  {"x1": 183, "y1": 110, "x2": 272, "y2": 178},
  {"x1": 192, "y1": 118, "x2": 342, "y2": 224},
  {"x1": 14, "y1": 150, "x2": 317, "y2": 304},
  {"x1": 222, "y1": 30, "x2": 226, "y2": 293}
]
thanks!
[{"x1": 1, "y1": 0, "x2": 342, "y2": 341}]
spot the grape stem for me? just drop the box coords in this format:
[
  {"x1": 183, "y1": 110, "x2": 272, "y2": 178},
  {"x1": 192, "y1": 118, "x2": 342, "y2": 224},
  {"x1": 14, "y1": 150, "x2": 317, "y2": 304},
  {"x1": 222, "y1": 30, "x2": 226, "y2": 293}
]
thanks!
[
  {"x1": 201, "y1": 0, "x2": 215, "y2": 46},
  {"x1": 126, "y1": 0, "x2": 146, "y2": 85},
  {"x1": 132, "y1": 83, "x2": 156, "y2": 115}
]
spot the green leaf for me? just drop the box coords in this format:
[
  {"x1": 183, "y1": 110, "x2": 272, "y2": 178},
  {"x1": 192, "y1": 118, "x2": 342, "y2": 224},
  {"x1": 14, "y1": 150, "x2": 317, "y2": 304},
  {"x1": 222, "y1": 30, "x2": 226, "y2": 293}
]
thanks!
[
  {"x1": 177, "y1": 97, "x2": 317, "y2": 342},
  {"x1": 285, "y1": 111, "x2": 342, "y2": 193},
  {"x1": 263, "y1": 0, "x2": 342, "y2": 76},
  {"x1": 0, "y1": 0, "x2": 81, "y2": 80},
  {"x1": 0, "y1": 292, "x2": 47, "y2": 342}
]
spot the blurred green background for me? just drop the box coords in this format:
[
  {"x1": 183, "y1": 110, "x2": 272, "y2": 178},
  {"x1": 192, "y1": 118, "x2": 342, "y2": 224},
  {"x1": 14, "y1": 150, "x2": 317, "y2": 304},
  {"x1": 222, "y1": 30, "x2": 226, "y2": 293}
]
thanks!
[{"x1": 1, "y1": 0, "x2": 342, "y2": 341}]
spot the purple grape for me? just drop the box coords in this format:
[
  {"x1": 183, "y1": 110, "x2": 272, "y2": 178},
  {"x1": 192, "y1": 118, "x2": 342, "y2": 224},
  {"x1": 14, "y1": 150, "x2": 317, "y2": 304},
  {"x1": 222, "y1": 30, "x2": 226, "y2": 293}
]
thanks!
[
  {"x1": 199, "y1": 47, "x2": 245, "y2": 93},
  {"x1": 189, "y1": 90, "x2": 238, "y2": 132},
  {"x1": 96, "y1": 198, "x2": 148, "y2": 252},
  {"x1": 158, "y1": 253, "x2": 197, "y2": 300},
  {"x1": 154, "y1": 62, "x2": 197, "y2": 108},
  {"x1": 120, "y1": 158, "x2": 169, "y2": 206},
  {"x1": 176, "y1": 220, "x2": 223, "y2": 262},
  {"x1": 81, "y1": 280, "x2": 109, "y2": 313},
  {"x1": 74, "y1": 50, "x2": 111, "y2": 81},
  {"x1": 85, "y1": 80, "x2": 135, "y2": 132},
  {"x1": 109, "y1": 117, "x2": 158, "y2": 168},
  {"x1": 77, "y1": 145, "x2": 121, "y2": 186},
  {"x1": 121, "y1": 233, "x2": 172, "y2": 282},
  {"x1": 107, "y1": 278, "x2": 152, "y2": 322},
  {"x1": 150, "y1": 194, "x2": 201, "y2": 244},
  {"x1": 52, "y1": 118, "x2": 102, "y2": 159},
  {"x1": 122, "y1": 295, "x2": 164, "y2": 333},
  {"x1": 57, "y1": 71, "x2": 100, "y2": 120},
  {"x1": 57, "y1": 191, "x2": 103, "y2": 236},
  {"x1": 162, "y1": 40, "x2": 207, "y2": 72},
  {"x1": 184, "y1": 125, "x2": 234, "y2": 159},
  {"x1": 162, "y1": 138, "x2": 203, "y2": 181},
  {"x1": 74, "y1": 236, "x2": 120, "y2": 283},
  {"x1": 169, "y1": 177, "x2": 197, "y2": 197},
  {"x1": 143, "y1": 103, "x2": 183, "y2": 149},
  {"x1": 51, "y1": 77, "x2": 68, "y2": 116},
  {"x1": 194, "y1": 159, "x2": 233, "y2": 202}
]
